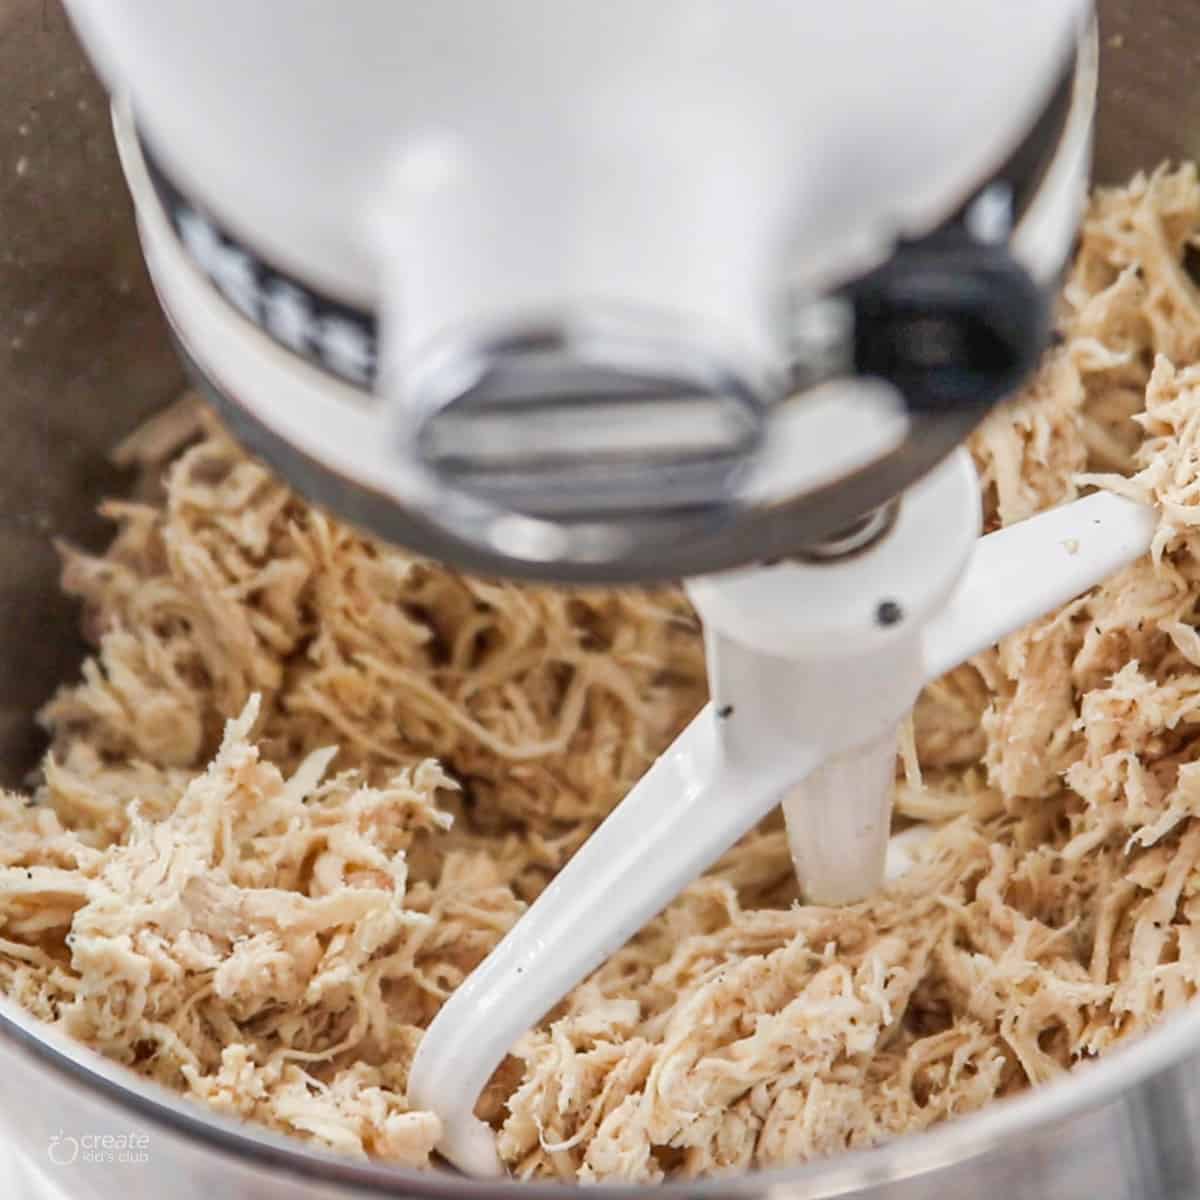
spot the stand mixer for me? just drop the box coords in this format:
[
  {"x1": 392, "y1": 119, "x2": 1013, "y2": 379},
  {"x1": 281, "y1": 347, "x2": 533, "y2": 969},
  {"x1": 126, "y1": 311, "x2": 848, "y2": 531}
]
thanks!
[{"x1": 7, "y1": 1, "x2": 1200, "y2": 1198}]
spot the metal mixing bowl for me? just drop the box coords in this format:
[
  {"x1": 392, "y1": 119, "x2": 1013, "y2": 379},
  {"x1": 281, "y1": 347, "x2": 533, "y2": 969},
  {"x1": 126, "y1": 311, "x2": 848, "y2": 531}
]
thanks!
[{"x1": 2, "y1": 2, "x2": 1200, "y2": 1197}]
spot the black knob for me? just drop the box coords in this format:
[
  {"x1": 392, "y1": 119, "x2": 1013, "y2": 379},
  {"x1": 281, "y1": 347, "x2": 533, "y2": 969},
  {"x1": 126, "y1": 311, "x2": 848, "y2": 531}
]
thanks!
[{"x1": 848, "y1": 231, "x2": 1051, "y2": 415}]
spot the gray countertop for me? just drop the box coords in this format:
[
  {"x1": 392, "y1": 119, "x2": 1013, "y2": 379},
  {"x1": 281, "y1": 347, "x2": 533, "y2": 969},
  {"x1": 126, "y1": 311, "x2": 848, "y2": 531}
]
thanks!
[{"x1": 0, "y1": 0, "x2": 182, "y2": 784}]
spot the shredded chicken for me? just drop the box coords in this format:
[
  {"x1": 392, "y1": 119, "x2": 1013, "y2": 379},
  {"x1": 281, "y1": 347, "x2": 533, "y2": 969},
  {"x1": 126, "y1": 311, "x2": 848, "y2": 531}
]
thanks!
[{"x1": 4, "y1": 164, "x2": 1200, "y2": 1182}]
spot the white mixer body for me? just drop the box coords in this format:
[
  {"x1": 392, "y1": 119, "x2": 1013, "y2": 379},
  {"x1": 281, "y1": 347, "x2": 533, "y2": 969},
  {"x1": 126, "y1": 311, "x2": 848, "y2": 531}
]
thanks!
[
  {"x1": 63, "y1": 0, "x2": 1091, "y2": 581},
  {"x1": 67, "y1": 0, "x2": 1084, "y2": 320}
]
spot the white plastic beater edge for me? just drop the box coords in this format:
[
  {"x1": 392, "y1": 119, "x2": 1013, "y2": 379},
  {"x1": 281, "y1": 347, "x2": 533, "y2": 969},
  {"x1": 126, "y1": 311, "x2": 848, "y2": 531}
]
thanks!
[
  {"x1": 409, "y1": 707, "x2": 819, "y2": 1177},
  {"x1": 409, "y1": 488, "x2": 1156, "y2": 1177},
  {"x1": 923, "y1": 489, "x2": 1157, "y2": 678}
]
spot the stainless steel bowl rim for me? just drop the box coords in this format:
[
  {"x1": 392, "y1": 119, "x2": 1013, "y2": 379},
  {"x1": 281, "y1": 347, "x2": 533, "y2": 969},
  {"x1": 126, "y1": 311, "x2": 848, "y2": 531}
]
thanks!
[{"x1": 1, "y1": 987, "x2": 1196, "y2": 1198}]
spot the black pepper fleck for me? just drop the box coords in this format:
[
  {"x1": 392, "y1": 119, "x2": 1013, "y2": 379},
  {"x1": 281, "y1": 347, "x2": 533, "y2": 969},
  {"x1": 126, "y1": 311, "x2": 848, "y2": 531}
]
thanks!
[
  {"x1": 876, "y1": 600, "x2": 903, "y2": 627},
  {"x1": 717, "y1": 704, "x2": 734, "y2": 719}
]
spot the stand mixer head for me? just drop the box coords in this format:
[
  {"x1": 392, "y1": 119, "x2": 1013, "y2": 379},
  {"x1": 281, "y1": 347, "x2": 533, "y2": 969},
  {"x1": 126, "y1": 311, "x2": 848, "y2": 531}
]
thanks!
[
  {"x1": 67, "y1": 0, "x2": 1088, "y2": 583},
  {"x1": 36, "y1": 0, "x2": 1159, "y2": 1183}
]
